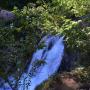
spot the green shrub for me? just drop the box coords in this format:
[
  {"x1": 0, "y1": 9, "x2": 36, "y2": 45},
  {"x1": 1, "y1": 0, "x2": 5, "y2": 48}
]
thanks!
[{"x1": 0, "y1": 0, "x2": 90, "y2": 84}]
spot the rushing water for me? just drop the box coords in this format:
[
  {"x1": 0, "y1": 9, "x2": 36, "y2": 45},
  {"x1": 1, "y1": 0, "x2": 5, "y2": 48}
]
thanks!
[
  {"x1": 18, "y1": 35, "x2": 64, "y2": 90},
  {"x1": 0, "y1": 35, "x2": 64, "y2": 90}
]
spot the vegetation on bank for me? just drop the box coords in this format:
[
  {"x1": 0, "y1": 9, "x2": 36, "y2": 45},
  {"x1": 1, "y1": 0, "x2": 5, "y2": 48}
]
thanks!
[{"x1": 0, "y1": 0, "x2": 90, "y2": 89}]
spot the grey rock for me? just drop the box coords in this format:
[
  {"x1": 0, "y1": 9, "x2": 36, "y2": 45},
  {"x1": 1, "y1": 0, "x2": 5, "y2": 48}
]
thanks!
[{"x1": 0, "y1": 9, "x2": 15, "y2": 22}]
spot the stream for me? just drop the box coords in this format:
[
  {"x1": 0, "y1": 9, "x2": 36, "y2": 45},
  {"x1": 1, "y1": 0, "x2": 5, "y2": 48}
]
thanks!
[{"x1": 0, "y1": 35, "x2": 64, "y2": 90}]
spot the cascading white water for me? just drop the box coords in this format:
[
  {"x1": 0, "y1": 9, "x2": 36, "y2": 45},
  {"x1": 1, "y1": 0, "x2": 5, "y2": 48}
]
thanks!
[
  {"x1": 18, "y1": 35, "x2": 64, "y2": 90},
  {"x1": 0, "y1": 35, "x2": 64, "y2": 90}
]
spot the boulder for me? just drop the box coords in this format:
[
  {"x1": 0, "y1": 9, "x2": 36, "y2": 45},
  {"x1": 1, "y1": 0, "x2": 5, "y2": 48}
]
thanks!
[{"x1": 0, "y1": 9, "x2": 15, "y2": 22}]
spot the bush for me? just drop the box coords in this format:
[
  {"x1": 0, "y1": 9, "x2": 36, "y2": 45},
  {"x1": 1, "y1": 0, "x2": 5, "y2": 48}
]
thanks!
[{"x1": 0, "y1": 0, "x2": 90, "y2": 84}]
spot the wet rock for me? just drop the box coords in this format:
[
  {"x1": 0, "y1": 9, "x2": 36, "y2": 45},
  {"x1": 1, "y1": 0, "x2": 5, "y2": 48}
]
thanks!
[{"x1": 59, "y1": 51, "x2": 79, "y2": 72}]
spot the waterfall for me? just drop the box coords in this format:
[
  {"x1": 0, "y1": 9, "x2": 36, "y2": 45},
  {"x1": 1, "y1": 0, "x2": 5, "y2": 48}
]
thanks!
[
  {"x1": 0, "y1": 35, "x2": 64, "y2": 90},
  {"x1": 18, "y1": 35, "x2": 64, "y2": 90}
]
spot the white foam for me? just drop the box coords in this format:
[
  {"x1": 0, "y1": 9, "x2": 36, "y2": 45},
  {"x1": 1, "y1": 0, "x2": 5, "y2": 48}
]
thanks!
[{"x1": 18, "y1": 35, "x2": 64, "y2": 90}]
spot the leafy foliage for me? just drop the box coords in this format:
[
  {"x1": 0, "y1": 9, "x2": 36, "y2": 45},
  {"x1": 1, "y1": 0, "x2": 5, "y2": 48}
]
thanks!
[{"x1": 0, "y1": 0, "x2": 90, "y2": 86}]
